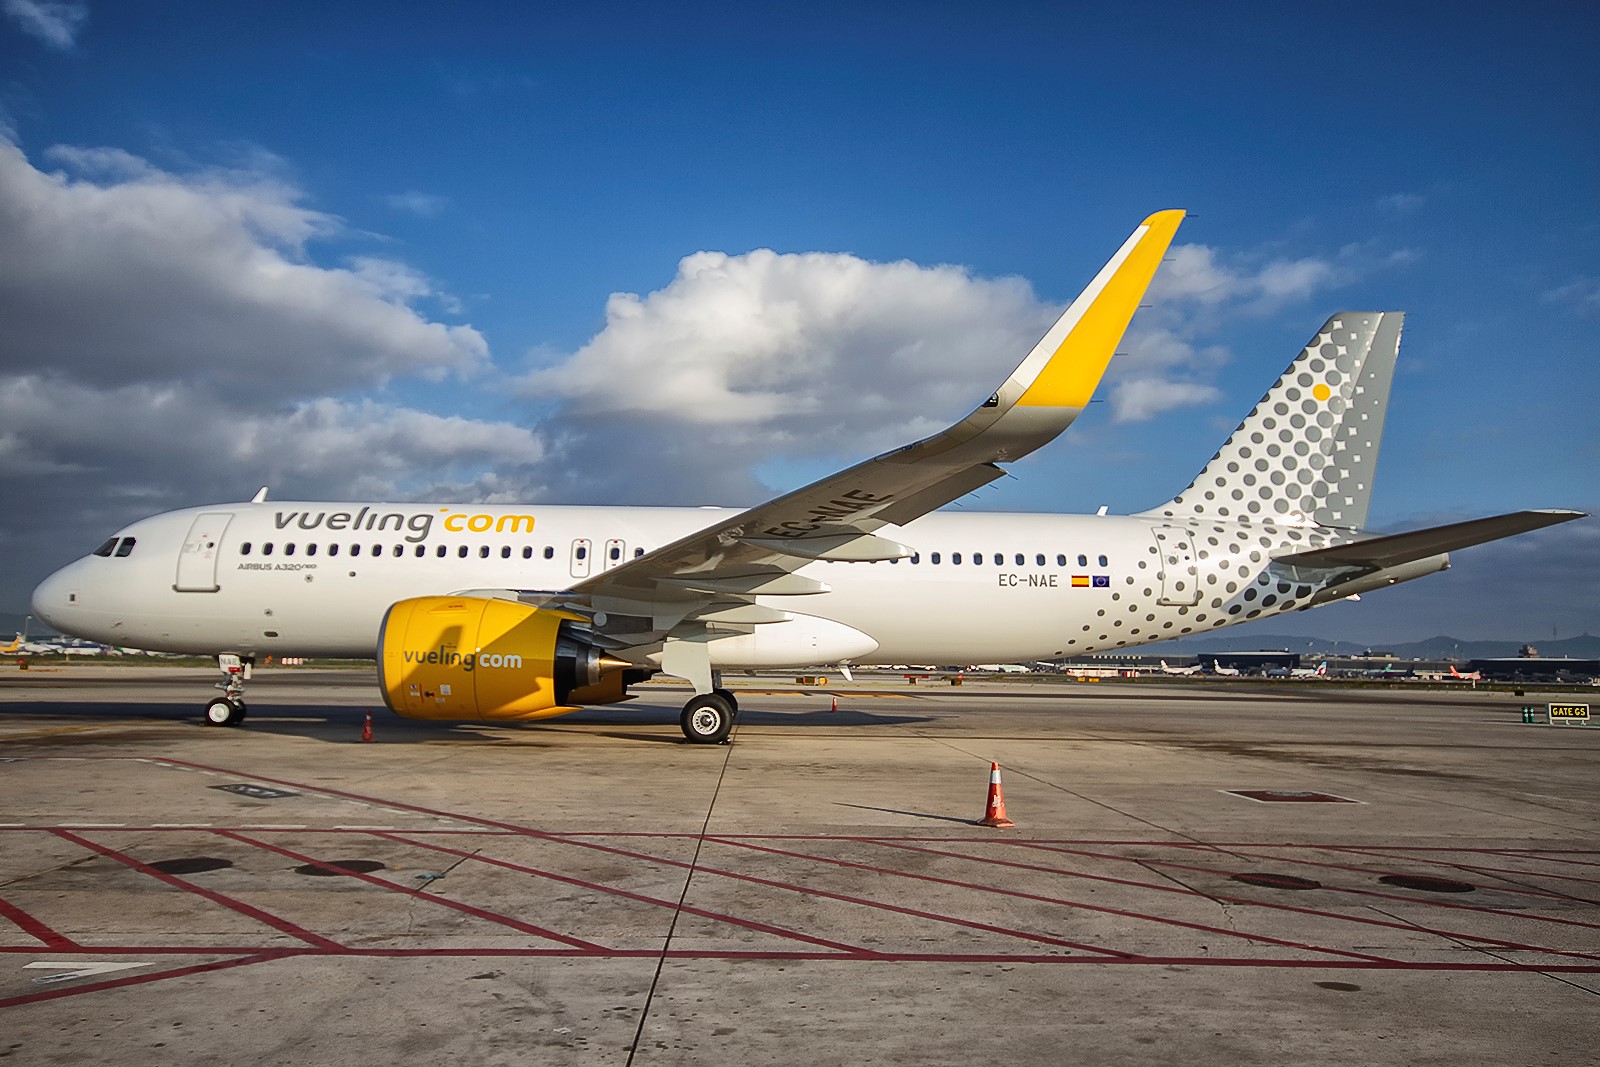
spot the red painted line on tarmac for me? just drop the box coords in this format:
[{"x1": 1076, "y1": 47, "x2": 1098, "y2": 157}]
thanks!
[
  {"x1": 553, "y1": 835, "x2": 1131, "y2": 957},
  {"x1": 1475, "y1": 849, "x2": 1600, "y2": 870},
  {"x1": 0, "y1": 894, "x2": 77, "y2": 951},
  {"x1": 0, "y1": 951, "x2": 296, "y2": 1010},
  {"x1": 1306, "y1": 844, "x2": 1600, "y2": 890},
  {"x1": 374, "y1": 831, "x2": 874, "y2": 957},
  {"x1": 1203, "y1": 844, "x2": 1600, "y2": 903},
  {"x1": 214, "y1": 830, "x2": 608, "y2": 953},
  {"x1": 0, "y1": 944, "x2": 294, "y2": 955},
  {"x1": 50, "y1": 830, "x2": 346, "y2": 952},
  {"x1": 133, "y1": 759, "x2": 1127, "y2": 956},
  {"x1": 706, "y1": 837, "x2": 1389, "y2": 964},
  {"x1": 1003, "y1": 841, "x2": 1600, "y2": 931},
  {"x1": 1011, "y1": 841, "x2": 1600, "y2": 963}
]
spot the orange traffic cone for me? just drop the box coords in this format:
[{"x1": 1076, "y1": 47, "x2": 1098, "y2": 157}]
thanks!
[
  {"x1": 830, "y1": 694, "x2": 839, "y2": 713},
  {"x1": 361, "y1": 708, "x2": 373, "y2": 743},
  {"x1": 978, "y1": 762, "x2": 1015, "y2": 827}
]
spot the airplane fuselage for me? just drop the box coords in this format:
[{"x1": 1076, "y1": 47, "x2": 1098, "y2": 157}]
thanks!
[{"x1": 30, "y1": 500, "x2": 1444, "y2": 666}]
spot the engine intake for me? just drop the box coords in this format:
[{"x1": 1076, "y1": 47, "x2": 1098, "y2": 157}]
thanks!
[{"x1": 378, "y1": 596, "x2": 631, "y2": 720}]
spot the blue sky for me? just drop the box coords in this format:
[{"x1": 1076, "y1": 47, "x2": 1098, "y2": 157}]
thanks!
[{"x1": 1, "y1": 1, "x2": 1595, "y2": 643}]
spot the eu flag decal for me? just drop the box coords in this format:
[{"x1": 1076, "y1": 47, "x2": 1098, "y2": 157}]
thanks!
[{"x1": 1092, "y1": 575, "x2": 1110, "y2": 588}]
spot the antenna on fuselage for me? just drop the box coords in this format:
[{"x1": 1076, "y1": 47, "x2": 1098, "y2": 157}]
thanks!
[{"x1": 250, "y1": 487, "x2": 269, "y2": 503}]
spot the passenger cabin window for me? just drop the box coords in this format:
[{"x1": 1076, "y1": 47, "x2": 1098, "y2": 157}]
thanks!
[
  {"x1": 543, "y1": 546, "x2": 555, "y2": 559},
  {"x1": 634, "y1": 547, "x2": 645, "y2": 558},
  {"x1": 994, "y1": 553, "x2": 1003, "y2": 565},
  {"x1": 522, "y1": 547, "x2": 533, "y2": 559},
  {"x1": 609, "y1": 545, "x2": 621, "y2": 561},
  {"x1": 393, "y1": 545, "x2": 404, "y2": 558},
  {"x1": 284, "y1": 544, "x2": 295, "y2": 556},
  {"x1": 501, "y1": 546, "x2": 511, "y2": 559},
  {"x1": 92, "y1": 538, "x2": 118, "y2": 557},
  {"x1": 1078, "y1": 554, "x2": 1088, "y2": 566},
  {"x1": 576, "y1": 546, "x2": 588, "y2": 560},
  {"x1": 1056, "y1": 553, "x2": 1066, "y2": 566},
  {"x1": 1015, "y1": 553, "x2": 1024, "y2": 566},
  {"x1": 328, "y1": 544, "x2": 339, "y2": 557},
  {"x1": 414, "y1": 545, "x2": 425, "y2": 557},
  {"x1": 1098, "y1": 554, "x2": 1108, "y2": 567},
  {"x1": 1035, "y1": 553, "x2": 1045, "y2": 566},
  {"x1": 307, "y1": 544, "x2": 318, "y2": 557},
  {"x1": 479, "y1": 546, "x2": 490, "y2": 558},
  {"x1": 240, "y1": 543, "x2": 252, "y2": 556},
  {"x1": 952, "y1": 552, "x2": 962, "y2": 564},
  {"x1": 436, "y1": 545, "x2": 447, "y2": 557},
  {"x1": 263, "y1": 543, "x2": 274, "y2": 556},
  {"x1": 910, "y1": 553, "x2": 920, "y2": 564},
  {"x1": 931, "y1": 552, "x2": 941, "y2": 564},
  {"x1": 458, "y1": 546, "x2": 468, "y2": 558}
]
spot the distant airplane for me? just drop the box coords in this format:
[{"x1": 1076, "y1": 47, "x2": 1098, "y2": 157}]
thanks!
[
  {"x1": 1449, "y1": 665, "x2": 1482, "y2": 681},
  {"x1": 1159, "y1": 660, "x2": 1202, "y2": 676},
  {"x1": 1210, "y1": 664, "x2": 1242, "y2": 677},
  {"x1": 1267, "y1": 661, "x2": 1329, "y2": 678},
  {"x1": 30, "y1": 211, "x2": 1585, "y2": 742},
  {"x1": 971, "y1": 663, "x2": 1033, "y2": 673}
]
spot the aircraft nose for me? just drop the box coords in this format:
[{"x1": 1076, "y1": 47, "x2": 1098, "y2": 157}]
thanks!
[{"x1": 31, "y1": 563, "x2": 81, "y2": 633}]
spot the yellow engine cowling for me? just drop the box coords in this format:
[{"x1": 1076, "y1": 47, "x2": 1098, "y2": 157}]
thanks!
[{"x1": 377, "y1": 596, "x2": 631, "y2": 720}]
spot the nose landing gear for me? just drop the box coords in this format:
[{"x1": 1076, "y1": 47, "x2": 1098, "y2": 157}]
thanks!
[{"x1": 204, "y1": 654, "x2": 251, "y2": 726}]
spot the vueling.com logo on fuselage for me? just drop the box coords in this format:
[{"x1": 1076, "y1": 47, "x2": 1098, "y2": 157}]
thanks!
[
  {"x1": 400, "y1": 647, "x2": 522, "y2": 672},
  {"x1": 273, "y1": 507, "x2": 535, "y2": 544}
]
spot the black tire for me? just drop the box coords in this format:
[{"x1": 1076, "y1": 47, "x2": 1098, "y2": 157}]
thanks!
[
  {"x1": 204, "y1": 698, "x2": 244, "y2": 727},
  {"x1": 680, "y1": 693, "x2": 734, "y2": 744},
  {"x1": 712, "y1": 688, "x2": 739, "y2": 713}
]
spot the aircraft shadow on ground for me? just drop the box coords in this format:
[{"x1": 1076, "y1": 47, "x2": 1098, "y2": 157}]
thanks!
[{"x1": 0, "y1": 700, "x2": 934, "y2": 746}]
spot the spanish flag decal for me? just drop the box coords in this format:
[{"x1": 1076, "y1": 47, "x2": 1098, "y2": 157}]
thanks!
[{"x1": 1071, "y1": 575, "x2": 1090, "y2": 588}]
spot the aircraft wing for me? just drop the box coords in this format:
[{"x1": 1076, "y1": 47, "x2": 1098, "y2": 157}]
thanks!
[
  {"x1": 514, "y1": 212, "x2": 1185, "y2": 683},
  {"x1": 556, "y1": 211, "x2": 1182, "y2": 593},
  {"x1": 1273, "y1": 509, "x2": 1586, "y2": 570}
]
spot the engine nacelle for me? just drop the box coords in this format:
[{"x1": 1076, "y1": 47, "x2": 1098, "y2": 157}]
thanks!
[{"x1": 378, "y1": 596, "x2": 629, "y2": 720}]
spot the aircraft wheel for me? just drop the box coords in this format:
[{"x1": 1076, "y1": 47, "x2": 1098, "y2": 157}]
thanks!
[
  {"x1": 681, "y1": 693, "x2": 734, "y2": 744},
  {"x1": 712, "y1": 688, "x2": 739, "y2": 713},
  {"x1": 204, "y1": 698, "x2": 245, "y2": 727}
]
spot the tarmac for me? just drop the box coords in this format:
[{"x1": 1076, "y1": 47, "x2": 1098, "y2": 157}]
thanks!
[{"x1": 1, "y1": 663, "x2": 1597, "y2": 1065}]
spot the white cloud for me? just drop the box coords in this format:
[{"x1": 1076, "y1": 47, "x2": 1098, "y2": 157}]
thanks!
[
  {"x1": 1544, "y1": 277, "x2": 1600, "y2": 317},
  {"x1": 3, "y1": 0, "x2": 86, "y2": 49},
  {"x1": 524, "y1": 248, "x2": 1047, "y2": 431},
  {"x1": 1378, "y1": 192, "x2": 1425, "y2": 214},
  {"x1": 0, "y1": 141, "x2": 488, "y2": 393},
  {"x1": 0, "y1": 138, "x2": 527, "y2": 599},
  {"x1": 385, "y1": 190, "x2": 450, "y2": 216},
  {"x1": 1108, "y1": 379, "x2": 1224, "y2": 423}
]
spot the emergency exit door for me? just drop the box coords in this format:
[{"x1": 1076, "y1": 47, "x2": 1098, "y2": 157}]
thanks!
[{"x1": 175, "y1": 513, "x2": 232, "y2": 592}]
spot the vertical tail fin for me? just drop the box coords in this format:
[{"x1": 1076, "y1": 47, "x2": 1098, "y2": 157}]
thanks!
[{"x1": 1142, "y1": 312, "x2": 1403, "y2": 531}]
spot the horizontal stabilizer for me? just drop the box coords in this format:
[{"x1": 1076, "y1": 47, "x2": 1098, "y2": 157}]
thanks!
[{"x1": 1275, "y1": 509, "x2": 1585, "y2": 570}]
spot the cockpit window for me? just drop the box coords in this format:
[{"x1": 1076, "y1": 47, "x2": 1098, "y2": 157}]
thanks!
[
  {"x1": 92, "y1": 538, "x2": 118, "y2": 557},
  {"x1": 114, "y1": 538, "x2": 137, "y2": 557}
]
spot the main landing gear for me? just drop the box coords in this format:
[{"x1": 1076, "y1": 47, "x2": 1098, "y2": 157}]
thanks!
[
  {"x1": 204, "y1": 654, "x2": 252, "y2": 727},
  {"x1": 680, "y1": 688, "x2": 739, "y2": 744}
]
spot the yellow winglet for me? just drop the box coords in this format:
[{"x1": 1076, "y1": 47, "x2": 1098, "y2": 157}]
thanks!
[{"x1": 1014, "y1": 210, "x2": 1184, "y2": 408}]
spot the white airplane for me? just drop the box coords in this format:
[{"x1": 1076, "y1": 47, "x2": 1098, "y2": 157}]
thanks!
[
  {"x1": 1158, "y1": 660, "x2": 1202, "y2": 676},
  {"x1": 29, "y1": 211, "x2": 1584, "y2": 743},
  {"x1": 1448, "y1": 665, "x2": 1482, "y2": 681},
  {"x1": 1209, "y1": 664, "x2": 1242, "y2": 677}
]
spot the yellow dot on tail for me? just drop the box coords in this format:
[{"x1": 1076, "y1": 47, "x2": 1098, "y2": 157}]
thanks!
[{"x1": 1312, "y1": 383, "x2": 1331, "y2": 402}]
